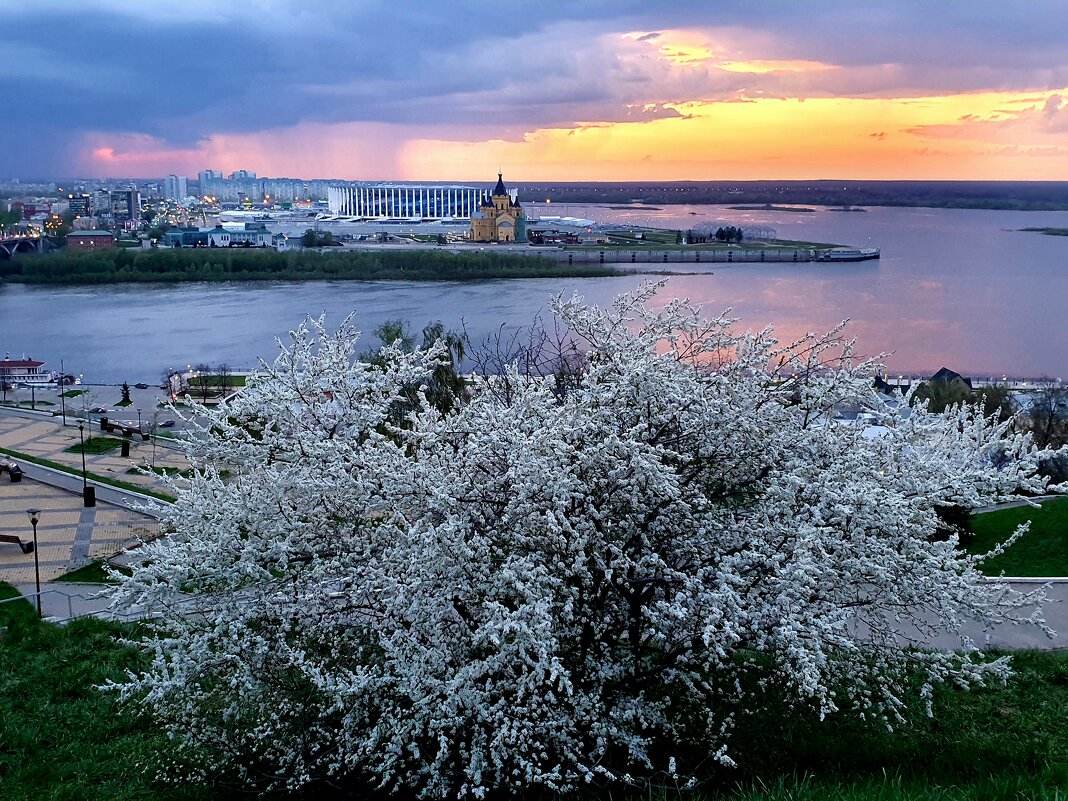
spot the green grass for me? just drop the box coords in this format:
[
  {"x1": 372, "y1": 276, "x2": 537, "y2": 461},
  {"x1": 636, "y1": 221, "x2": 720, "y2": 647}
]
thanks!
[
  {"x1": 65, "y1": 436, "x2": 125, "y2": 455},
  {"x1": 966, "y1": 496, "x2": 1068, "y2": 576},
  {"x1": 116, "y1": 399, "x2": 133, "y2": 407},
  {"x1": 0, "y1": 572, "x2": 1065, "y2": 799},
  {"x1": 0, "y1": 582, "x2": 230, "y2": 801},
  {"x1": 196, "y1": 375, "x2": 246, "y2": 387},
  {"x1": 692, "y1": 650, "x2": 1068, "y2": 800},
  {"x1": 61, "y1": 389, "x2": 87, "y2": 398},
  {"x1": 0, "y1": 445, "x2": 177, "y2": 503},
  {"x1": 54, "y1": 559, "x2": 131, "y2": 584},
  {"x1": 0, "y1": 400, "x2": 56, "y2": 407}
]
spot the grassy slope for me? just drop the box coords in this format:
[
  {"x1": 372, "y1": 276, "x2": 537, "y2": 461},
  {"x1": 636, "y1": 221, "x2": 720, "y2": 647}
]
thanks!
[
  {"x1": 1, "y1": 583, "x2": 1065, "y2": 800},
  {"x1": 967, "y1": 496, "x2": 1068, "y2": 576},
  {"x1": 0, "y1": 584, "x2": 223, "y2": 801}
]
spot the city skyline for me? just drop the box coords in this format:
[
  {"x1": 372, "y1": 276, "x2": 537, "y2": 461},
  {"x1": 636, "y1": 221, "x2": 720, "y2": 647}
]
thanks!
[{"x1": 5, "y1": 1, "x2": 1068, "y2": 182}]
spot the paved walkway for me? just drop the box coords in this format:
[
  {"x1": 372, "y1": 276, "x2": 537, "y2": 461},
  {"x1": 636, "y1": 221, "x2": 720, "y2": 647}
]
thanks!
[
  {"x1": 0, "y1": 476, "x2": 159, "y2": 585},
  {"x1": 0, "y1": 406, "x2": 189, "y2": 494}
]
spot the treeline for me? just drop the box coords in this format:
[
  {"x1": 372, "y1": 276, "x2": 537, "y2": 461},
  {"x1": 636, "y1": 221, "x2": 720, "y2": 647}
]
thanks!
[
  {"x1": 0, "y1": 247, "x2": 624, "y2": 284},
  {"x1": 525, "y1": 180, "x2": 1068, "y2": 211},
  {"x1": 686, "y1": 226, "x2": 744, "y2": 244}
]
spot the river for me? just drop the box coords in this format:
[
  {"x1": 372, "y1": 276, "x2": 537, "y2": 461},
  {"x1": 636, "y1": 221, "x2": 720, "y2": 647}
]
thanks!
[{"x1": 1, "y1": 204, "x2": 1066, "y2": 383}]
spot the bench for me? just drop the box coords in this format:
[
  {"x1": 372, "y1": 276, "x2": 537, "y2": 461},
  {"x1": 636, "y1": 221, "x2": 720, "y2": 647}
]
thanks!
[
  {"x1": 101, "y1": 421, "x2": 150, "y2": 441},
  {"x1": 0, "y1": 533, "x2": 33, "y2": 554}
]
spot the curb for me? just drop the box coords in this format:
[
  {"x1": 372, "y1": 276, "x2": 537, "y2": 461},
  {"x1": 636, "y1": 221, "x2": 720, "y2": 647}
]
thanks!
[{"x1": 13, "y1": 459, "x2": 168, "y2": 517}]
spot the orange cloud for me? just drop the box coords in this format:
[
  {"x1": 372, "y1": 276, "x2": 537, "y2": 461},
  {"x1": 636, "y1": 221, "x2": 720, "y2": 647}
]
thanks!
[
  {"x1": 400, "y1": 90, "x2": 1068, "y2": 180},
  {"x1": 79, "y1": 90, "x2": 1068, "y2": 182}
]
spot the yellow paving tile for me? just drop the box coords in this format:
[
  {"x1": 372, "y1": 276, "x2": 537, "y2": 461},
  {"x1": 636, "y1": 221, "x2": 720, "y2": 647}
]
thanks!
[{"x1": 0, "y1": 477, "x2": 158, "y2": 583}]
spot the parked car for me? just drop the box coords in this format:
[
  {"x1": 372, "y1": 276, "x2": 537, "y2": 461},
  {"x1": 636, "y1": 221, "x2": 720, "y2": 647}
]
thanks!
[
  {"x1": 160, "y1": 419, "x2": 176, "y2": 428},
  {"x1": 89, "y1": 406, "x2": 109, "y2": 413},
  {"x1": 134, "y1": 382, "x2": 149, "y2": 389}
]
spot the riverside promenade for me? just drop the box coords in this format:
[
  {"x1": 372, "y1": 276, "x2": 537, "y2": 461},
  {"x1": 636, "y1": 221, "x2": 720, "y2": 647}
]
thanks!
[{"x1": 0, "y1": 406, "x2": 177, "y2": 616}]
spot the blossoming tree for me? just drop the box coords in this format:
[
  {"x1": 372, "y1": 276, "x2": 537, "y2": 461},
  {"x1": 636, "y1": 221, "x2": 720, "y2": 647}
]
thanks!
[{"x1": 111, "y1": 284, "x2": 1058, "y2": 796}]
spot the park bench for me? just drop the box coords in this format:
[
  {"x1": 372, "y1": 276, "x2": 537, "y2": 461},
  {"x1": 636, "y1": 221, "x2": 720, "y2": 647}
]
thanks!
[
  {"x1": 0, "y1": 533, "x2": 33, "y2": 554},
  {"x1": 100, "y1": 418, "x2": 149, "y2": 441}
]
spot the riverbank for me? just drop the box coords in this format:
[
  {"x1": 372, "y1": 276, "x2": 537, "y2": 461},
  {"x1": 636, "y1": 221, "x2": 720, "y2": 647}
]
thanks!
[
  {"x1": 0, "y1": 239, "x2": 862, "y2": 285},
  {"x1": 0, "y1": 247, "x2": 631, "y2": 284},
  {"x1": 1019, "y1": 226, "x2": 1068, "y2": 237}
]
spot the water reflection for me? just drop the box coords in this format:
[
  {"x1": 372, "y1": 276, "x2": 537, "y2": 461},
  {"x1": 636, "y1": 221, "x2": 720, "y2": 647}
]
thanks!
[{"x1": 1, "y1": 204, "x2": 1066, "y2": 382}]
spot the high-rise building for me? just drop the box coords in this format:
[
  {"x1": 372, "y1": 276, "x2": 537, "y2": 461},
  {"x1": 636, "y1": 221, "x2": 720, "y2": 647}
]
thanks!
[
  {"x1": 164, "y1": 175, "x2": 188, "y2": 200},
  {"x1": 109, "y1": 188, "x2": 142, "y2": 222},
  {"x1": 67, "y1": 193, "x2": 91, "y2": 218},
  {"x1": 229, "y1": 170, "x2": 256, "y2": 180},
  {"x1": 90, "y1": 189, "x2": 111, "y2": 216}
]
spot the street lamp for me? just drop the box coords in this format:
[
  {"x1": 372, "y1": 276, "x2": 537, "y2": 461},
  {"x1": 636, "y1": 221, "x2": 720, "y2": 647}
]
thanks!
[
  {"x1": 59, "y1": 358, "x2": 67, "y2": 425},
  {"x1": 137, "y1": 407, "x2": 142, "y2": 434},
  {"x1": 26, "y1": 508, "x2": 42, "y2": 617},
  {"x1": 78, "y1": 423, "x2": 95, "y2": 507}
]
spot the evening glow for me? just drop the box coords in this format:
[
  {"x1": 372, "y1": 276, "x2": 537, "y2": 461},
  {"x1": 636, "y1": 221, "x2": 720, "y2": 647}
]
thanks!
[{"x1": 6, "y1": 2, "x2": 1068, "y2": 180}]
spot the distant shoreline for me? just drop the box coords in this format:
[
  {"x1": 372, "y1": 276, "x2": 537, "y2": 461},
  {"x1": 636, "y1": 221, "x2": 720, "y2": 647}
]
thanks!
[
  {"x1": 1019, "y1": 227, "x2": 1068, "y2": 237},
  {"x1": 728, "y1": 204, "x2": 816, "y2": 213}
]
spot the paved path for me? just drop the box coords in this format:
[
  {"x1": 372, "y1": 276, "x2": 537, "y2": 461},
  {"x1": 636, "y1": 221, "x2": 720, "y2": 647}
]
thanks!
[
  {"x1": 0, "y1": 475, "x2": 159, "y2": 585},
  {"x1": 0, "y1": 405, "x2": 189, "y2": 496}
]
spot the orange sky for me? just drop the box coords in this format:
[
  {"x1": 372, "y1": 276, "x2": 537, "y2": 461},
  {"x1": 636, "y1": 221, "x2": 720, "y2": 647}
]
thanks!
[
  {"x1": 400, "y1": 91, "x2": 1068, "y2": 181},
  {"x1": 67, "y1": 23, "x2": 1068, "y2": 181}
]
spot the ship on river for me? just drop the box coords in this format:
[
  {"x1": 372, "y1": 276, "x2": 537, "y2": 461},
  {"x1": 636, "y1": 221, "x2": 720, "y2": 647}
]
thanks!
[{"x1": 816, "y1": 247, "x2": 881, "y2": 262}]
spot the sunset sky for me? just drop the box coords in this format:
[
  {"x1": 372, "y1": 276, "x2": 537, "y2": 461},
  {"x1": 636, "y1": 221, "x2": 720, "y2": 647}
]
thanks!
[{"x1": 5, "y1": 1, "x2": 1068, "y2": 181}]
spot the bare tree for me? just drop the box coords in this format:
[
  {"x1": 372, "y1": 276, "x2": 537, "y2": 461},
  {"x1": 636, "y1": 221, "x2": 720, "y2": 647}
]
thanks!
[
  {"x1": 1022, "y1": 378, "x2": 1068, "y2": 450},
  {"x1": 466, "y1": 313, "x2": 587, "y2": 406},
  {"x1": 215, "y1": 363, "x2": 234, "y2": 398},
  {"x1": 192, "y1": 363, "x2": 213, "y2": 403}
]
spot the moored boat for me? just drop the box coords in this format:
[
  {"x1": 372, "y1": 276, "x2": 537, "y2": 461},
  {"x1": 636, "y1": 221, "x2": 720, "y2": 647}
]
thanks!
[
  {"x1": 0, "y1": 356, "x2": 57, "y2": 385},
  {"x1": 816, "y1": 247, "x2": 880, "y2": 262}
]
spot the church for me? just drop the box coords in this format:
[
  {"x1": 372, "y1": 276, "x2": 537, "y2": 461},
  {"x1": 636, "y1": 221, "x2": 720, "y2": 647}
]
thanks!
[{"x1": 469, "y1": 173, "x2": 526, "y2": 243}]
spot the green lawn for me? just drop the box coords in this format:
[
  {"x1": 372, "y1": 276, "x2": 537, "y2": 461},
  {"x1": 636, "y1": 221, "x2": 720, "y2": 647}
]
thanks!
[
  {"x1": 0, "y1": 574, "x2": 1065, "y2": 800},
  {"x1": 967, "y1": 496, "x2": 1068, "y2": 576},
  {"x1": 61, "y1": 389, "x2": 87, "y2": 398},
  {"x1": 0, "y1": 400, "x2": 55, "y2": 408},
  {"x1": 54, "y1": 559, "x2": 131, "y2": 584},
  {"x1": 0, "y1": 584, "x2": 230, "y2": 801},
  {"x1": 196, "y1": 374, "x2": 246, "y2": 387},
  {"x1": 65, "y1": 436, "x2": 125, "y2": 455}
]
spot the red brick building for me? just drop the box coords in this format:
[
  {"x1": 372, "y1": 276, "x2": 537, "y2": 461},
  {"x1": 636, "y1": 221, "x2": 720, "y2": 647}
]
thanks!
[{"x1": 66, "y1": 231, "x2": 116, "y2": 252}]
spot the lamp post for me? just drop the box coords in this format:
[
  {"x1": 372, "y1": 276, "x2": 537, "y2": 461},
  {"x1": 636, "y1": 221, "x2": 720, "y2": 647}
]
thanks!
[
  {"x1": 26, "y1": 508, "x2": 42, "y2": 617},
  {"x1": 78, "y1": 422, "x2": 95, "y2": 507},
  {"x1": 59, "y1": 358, "x2": 67, "y2": 425},
  {"x1": 137, "y1": 407, "x2": 142, "y2": 434}
]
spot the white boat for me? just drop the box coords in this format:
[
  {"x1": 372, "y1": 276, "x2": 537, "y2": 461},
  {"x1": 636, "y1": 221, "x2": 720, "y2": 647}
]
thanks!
[
  {"x1": 817, "y1": 247, "x2": 880, "y2": 262},
  {"x1": 0, "y1": 356, "x2": 57, "y2": 385}
]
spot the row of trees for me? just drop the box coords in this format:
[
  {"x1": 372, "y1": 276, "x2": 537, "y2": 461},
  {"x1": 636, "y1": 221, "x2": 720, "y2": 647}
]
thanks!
[
  {"x1": 0, "y1": 245, "x2": 577, "y2": 284},
  {"x1": 685, "y1": 225, "x2": 746, "y2": 244},
  {"x1": 108, "y1": 285, "x2": 1061, "y2": 797}
]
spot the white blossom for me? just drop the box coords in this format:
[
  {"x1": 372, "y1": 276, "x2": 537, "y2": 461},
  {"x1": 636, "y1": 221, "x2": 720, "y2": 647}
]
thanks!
[{"x1": 108, "y1": 283, "x2": 1059, "y2": 797}]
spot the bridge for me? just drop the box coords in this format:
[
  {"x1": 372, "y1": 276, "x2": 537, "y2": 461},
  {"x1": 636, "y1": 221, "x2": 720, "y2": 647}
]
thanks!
[{"x1": 0, "y1": 236, "x2": 49, "y2": 259}]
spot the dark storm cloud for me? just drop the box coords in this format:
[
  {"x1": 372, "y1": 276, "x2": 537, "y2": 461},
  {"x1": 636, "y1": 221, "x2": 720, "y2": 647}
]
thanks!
[{"x1": 4, "y1": 0, "x2": 1068, "y2": 176}]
